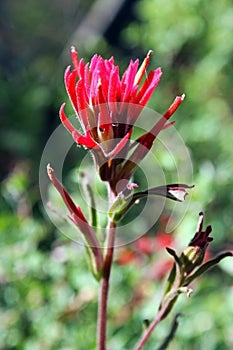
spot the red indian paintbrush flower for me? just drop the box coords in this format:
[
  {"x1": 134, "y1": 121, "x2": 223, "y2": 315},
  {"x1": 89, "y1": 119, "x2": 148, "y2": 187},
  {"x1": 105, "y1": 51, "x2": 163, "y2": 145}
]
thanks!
[
  {"x1": 60, "y1": 47, "x2": 184, "y2": 192},
  {"x1": 60, "y1": 48, "x2": 161, "y2": 149}
]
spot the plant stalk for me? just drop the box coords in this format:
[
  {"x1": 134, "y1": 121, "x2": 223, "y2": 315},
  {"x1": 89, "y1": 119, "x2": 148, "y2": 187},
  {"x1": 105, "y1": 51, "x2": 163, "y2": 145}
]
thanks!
[
  {"x1": 134, "y1": 307, "x2": 166, "y2": 350},
  {"x1": 97, "y1": 184, "x2": 117, "y2": 350}
]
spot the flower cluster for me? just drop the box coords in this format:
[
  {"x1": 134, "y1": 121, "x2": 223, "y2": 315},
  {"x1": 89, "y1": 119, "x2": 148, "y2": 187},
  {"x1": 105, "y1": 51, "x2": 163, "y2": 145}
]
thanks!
[
  {"x1": 60, "y1": 47, "x2": 184, "y2": 193},
  {"x1": 47, "y1": 48, "x2": 194, "y2": 261}
]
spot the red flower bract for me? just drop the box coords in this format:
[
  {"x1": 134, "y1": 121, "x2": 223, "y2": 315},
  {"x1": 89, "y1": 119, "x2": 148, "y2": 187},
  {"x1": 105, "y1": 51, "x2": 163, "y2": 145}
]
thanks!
[
  {"x1": 61, "y1": 47, "x2": 162, "y2": 152},
  {"x1": 60, "y1": 47, "x2": 185, "y2": 192}
]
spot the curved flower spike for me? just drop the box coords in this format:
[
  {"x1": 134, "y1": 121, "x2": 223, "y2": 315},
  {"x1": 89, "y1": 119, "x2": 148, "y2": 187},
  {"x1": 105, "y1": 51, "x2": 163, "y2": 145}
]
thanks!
[
  {"x1": 60, "y1": 49, "x2": 161, "y2": 157},
  {"x1": 61, "y1": 47, "x2": 161, "y2": 151},
  {"x1": 60, "y1": 47, "x2": 185, "y2": 194}
]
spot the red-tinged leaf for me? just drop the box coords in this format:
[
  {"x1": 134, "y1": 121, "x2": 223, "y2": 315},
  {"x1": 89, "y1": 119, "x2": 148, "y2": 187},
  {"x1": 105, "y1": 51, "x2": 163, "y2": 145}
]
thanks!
[
  {"x1": 47, "y1": 165, "x2": 104, "y2": 276},
  {"x1": 59, "y1": 103, "x2": 80, "y2": 135},
  {"x1": 76, "y1": 206, "x2": 88, "y2": 223},
  {"x1": 72, "y1": 130, "x2": 99, "y2": 149},
  {"x1": 64, "y1": 66, "x2": 79, "y2": 113},
  {"x1": 47, "y1": 164, "x2": 84, "y2": 219},
  {"x1": 163, "y1": 94, "x2": 185, "y2": 120}
]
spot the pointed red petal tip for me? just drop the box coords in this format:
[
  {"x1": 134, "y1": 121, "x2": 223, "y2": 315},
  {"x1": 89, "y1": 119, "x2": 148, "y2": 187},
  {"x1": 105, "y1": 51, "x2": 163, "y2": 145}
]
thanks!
[
  {"x1": 59, "y1": 103, "x2": 78, "y2": 134},
  {"x1": 181, "y1": 93, "x2": 186, "y2": 101},
  {"x1": 134, "y1": 49, "x2": 154, "y2": 86},
  {"x1": 72, "y1": 130, "x2": 99, "y2": 149},
  {"x1": 59, "y1": 103, "x2": 98, "y2": 149},
  {"x1": 47, "y1": 164, "x2": 88, "y2": 223},
  {"x1": 147, "y1": 49, "x2": 154, "y2": 58},
  {"x1": 70, "y1": 46, "x2": 79, "y2": 69},
  {"x1": 163, "y1": 93, "x2": 185, "y2": 120}
]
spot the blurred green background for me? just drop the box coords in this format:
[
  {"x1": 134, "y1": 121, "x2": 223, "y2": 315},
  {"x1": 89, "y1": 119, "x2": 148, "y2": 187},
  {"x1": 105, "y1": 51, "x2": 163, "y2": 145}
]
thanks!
[{"x1": 0, "y1": 0, "x2": 232, "y2": 349}]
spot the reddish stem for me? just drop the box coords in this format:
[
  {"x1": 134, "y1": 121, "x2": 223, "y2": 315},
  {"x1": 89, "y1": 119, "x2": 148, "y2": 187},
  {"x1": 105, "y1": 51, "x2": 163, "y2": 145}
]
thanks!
[
  {"x1": 97, "y1": 216, "x2": 116, "y2": 350},
  {"x1": 134, "y1": 307, "x2": 166, "y2": 350}
]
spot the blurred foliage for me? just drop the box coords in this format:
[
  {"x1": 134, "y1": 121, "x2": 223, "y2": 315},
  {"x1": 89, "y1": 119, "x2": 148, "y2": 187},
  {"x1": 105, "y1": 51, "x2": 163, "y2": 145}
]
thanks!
[
  {"x1": 122, "y1": 0, "x2": 233, "y2": 241},
  {"x1": 0, "y1": 0, "x2": 232, "y2": 349}
]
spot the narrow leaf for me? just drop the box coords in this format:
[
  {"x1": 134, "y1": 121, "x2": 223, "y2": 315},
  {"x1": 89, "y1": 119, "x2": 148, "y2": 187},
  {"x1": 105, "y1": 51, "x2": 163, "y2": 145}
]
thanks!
[{"x1": 184, "y1": 251, "x2": 233, "y2": 286}]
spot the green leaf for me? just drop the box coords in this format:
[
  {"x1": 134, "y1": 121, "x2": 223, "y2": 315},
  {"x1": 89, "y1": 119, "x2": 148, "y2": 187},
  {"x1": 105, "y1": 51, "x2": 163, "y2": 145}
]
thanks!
[
  {"x1": 184, "y1": 251, "x2": 233, "y2": 286},
  {"x1": 108, "y1": 195, "x2": 130, "y2": 222},
  {"x1": 163, "y1": 263, "x2": 177, "y2": 295},
  {"x1": 79, "y1": 172, "x2": 98, "y2": 227}
]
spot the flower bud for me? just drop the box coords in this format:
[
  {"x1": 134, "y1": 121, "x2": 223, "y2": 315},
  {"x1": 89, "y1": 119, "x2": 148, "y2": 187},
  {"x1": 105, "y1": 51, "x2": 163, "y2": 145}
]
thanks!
[{"x1": 181, "y1": 212, "x2": 213, "y2": 274}]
